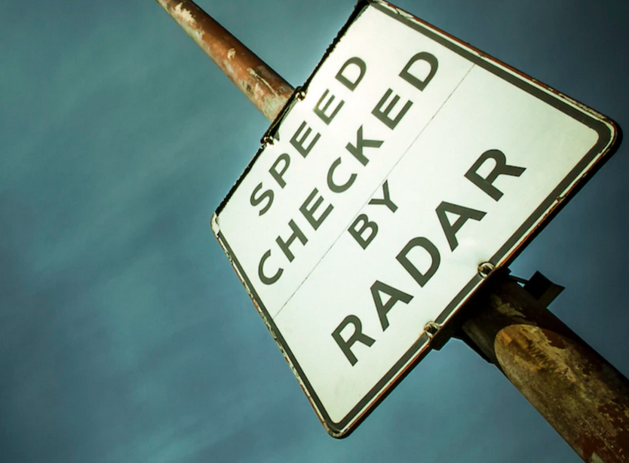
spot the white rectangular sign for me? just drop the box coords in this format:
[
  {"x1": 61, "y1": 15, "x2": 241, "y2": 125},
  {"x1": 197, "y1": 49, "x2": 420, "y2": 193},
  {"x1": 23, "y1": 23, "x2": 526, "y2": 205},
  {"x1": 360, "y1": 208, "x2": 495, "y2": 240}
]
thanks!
[{"x1": 212, "y1": 0, "x2": 619, "y2": 437}]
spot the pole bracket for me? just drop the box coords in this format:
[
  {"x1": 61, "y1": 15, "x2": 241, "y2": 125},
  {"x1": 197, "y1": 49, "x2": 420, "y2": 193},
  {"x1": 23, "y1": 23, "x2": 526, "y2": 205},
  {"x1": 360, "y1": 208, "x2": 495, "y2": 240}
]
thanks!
[
  {"x1": 432, "y1": 269, "x2": 565, "y2": 362},
  {"x1": 260, "y1": 86, "x2": 307, "y2": 147}
]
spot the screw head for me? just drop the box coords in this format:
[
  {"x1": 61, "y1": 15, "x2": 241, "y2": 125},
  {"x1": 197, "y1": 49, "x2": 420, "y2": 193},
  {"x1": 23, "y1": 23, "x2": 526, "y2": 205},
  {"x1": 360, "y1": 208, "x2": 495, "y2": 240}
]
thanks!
[{"x1": 478, "y1": 262, "x2": 495, "y2": 279}]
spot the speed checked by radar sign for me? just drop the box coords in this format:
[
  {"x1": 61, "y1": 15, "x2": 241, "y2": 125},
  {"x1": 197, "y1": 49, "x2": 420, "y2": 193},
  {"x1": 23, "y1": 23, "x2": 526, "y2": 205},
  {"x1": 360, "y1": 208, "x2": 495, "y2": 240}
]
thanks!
[{"x1": 212, "y1": 0, "x2": 619, "y2": 437}]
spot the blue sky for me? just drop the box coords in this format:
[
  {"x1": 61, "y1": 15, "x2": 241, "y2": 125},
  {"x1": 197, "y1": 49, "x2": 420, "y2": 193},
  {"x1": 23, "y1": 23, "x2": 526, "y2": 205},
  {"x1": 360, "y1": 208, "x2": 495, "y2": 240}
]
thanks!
[{"x1": 1, "y1": 0, "x2": 628, "y2": 462}]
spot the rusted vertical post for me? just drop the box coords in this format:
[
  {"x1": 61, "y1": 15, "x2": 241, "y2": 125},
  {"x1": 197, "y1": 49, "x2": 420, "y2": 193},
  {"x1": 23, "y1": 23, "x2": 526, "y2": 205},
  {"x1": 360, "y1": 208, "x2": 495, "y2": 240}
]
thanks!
[
  {"x1": 461, "y1": 275, "x2": 629, "y2": 463},
  {"x1": 154, "y1": 0, "x2": 294, "y2": 122}
]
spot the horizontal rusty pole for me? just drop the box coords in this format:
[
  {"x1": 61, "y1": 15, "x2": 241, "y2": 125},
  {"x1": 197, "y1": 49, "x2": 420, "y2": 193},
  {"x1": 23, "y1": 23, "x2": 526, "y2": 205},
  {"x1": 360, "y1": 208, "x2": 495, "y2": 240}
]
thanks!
[
  {"x1": 461, "y1": 276, "x2": 629, "y2": 463},
  {"x1": 154, "y1": 0, "x2": 294, "y2": 122}
]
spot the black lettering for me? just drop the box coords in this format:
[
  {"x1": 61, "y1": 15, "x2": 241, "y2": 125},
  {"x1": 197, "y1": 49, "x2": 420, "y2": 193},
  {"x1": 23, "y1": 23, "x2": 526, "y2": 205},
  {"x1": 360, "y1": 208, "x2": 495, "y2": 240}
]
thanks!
[
  {"x1": 349, "y1": 214, "x2": 378, "y2": 250},
  {"x1": 396, "y1": 237, "x2": 441, "y2": 287},
  {"x1": 400, "y1": 52, "x2": 438, "y2": 91},
  {"x1": 372, "y1": 89, "x2": 413, "y2": 130},
  {"x1": 314, "y1": 89, "x2": 344, "y2": 125},
  {"x1": 332, "y1": 315, "x2": 375, "y2": 366},
  {"x1": 371, "y1": 280, "x2": 414, "y2": 331},
  {"x1": 291, "y1": 121, "x2": 321, "y2": 158},
  {"x1": 299, "y1": 188, "x2": 333, "y2": 231},
  {"x1": 276, "y1": 220, "x2": 308, "y2": 262},
  {"x1": 250, "y1": 183, "x2": 274, "y2": 216},
  {"x1": 346, "y1": 126, "x2": 383, "y2": 166},
  {"x1": 335, "y1": 57, "x2": 367, "y2": 91},
  {"x1": 368, "y1": 180, "x2": 397, "y2": 212},
  {"x1": 436, "y1": 202, "x2": 486, "y2": 251},
  {"x1": 327, "y1": 157, "x2": 357, "y2": 193},
  {"x1": 269, "y1": 153, "x2": 291, "y2": 189},
  {"x1": 465, "y1": 149, "x2": 526, "y2": 201},
  {"x1": 258, "y1": 250, "x2": 283, "y2": 285}
]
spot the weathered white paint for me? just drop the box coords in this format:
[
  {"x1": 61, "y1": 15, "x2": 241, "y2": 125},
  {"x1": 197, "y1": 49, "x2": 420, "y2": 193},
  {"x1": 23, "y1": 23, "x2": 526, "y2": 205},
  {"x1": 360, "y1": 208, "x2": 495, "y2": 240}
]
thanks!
[{"x1": 174, "y1": 2, "x2": 195, "y2": 24}]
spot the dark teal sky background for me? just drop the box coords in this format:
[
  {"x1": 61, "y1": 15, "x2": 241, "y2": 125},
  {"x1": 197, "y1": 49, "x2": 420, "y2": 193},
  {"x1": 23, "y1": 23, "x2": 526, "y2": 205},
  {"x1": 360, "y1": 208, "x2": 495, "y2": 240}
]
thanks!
[{"x1": 1, "y1": 1, "x2": 628, "y2": 462}]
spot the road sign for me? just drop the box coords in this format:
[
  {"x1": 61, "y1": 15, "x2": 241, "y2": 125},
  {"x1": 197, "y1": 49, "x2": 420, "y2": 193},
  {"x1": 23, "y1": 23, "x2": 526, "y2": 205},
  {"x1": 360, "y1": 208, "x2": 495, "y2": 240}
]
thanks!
[{"x1": 212, "y1": 0, "x2": 619, "y2": 437}]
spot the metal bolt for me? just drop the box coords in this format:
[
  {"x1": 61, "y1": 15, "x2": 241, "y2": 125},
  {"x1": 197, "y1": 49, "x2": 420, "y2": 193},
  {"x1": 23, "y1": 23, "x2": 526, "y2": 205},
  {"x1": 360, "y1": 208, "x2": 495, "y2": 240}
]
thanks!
[{"x1": 478, "y1": 262, "x2": 495, "y2": 279}]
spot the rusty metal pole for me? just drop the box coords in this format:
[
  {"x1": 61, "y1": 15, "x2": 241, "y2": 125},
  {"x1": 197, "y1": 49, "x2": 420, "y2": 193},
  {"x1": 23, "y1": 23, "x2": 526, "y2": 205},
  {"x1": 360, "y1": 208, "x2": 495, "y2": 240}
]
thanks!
[
  {"x1": 460, "y1": 275, "x2": 629, "y2": 463},
  {"x1": 154, "y1": 0, "x2": 294, "y2": 122},
  {"x1": 154, "y1": 2, "x2": 629, "y2": 460}
]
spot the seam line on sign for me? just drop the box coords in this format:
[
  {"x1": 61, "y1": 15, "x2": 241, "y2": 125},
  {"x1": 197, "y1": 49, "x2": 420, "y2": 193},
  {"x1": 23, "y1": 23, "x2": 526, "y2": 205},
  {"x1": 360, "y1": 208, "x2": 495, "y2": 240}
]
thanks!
[{"x1": 272, "y1": 63, "x2": 477, "y2": 321}]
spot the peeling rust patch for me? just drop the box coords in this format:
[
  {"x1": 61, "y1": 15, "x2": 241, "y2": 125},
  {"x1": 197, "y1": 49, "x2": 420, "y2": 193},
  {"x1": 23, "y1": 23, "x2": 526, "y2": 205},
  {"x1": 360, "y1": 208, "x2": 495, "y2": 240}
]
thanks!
[
  {"x1": 249, "y1": 66, "x2": 280, "y2": 97},
  {"x1": 598, "y1": 402, "x2": 629, "y2": 448},
  {"x1": 576, "y1": 432, "x2": 599, "y2": 462},
  {"x1": 543, "y1": 329, "x2": 567, "y2": 349},
  {"x1": 492, "y1": 294, "x2": 528, "y2": 322}
]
